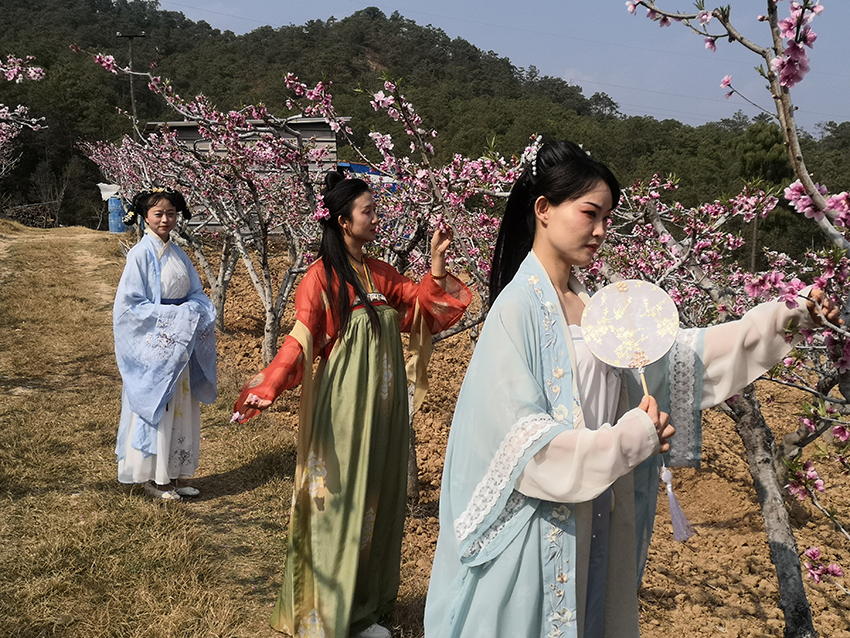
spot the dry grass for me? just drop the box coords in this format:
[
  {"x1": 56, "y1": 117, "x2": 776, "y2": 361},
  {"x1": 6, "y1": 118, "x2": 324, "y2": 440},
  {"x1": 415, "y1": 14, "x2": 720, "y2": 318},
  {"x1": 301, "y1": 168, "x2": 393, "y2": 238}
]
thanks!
[
  {"x1": 5, "y1": 224, "x2": 850, "y2": 638},
  {"x1": 0, "y1": 218, "x2": 28, "y2": 236},
  {"x1": 0, "y1": 227, "x2": 298, "y2": 637},
  {"x1": 0, "y1": 225, "x2": 432, "y2": 638}
]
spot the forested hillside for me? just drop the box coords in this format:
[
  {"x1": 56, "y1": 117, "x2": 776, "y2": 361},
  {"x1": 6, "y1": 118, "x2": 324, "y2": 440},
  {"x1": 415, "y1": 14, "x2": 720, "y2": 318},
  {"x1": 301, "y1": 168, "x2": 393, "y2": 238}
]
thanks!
[{"x1": 2, "y1": 0, "x2": 849, "y2": 259}]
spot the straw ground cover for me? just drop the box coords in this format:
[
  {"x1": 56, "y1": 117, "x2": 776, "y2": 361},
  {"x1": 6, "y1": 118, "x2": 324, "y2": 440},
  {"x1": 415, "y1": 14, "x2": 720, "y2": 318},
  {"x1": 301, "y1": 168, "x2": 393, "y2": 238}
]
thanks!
[
  {"x1": 0, "y1": 222, "x2": 298, "y2": 637},
  {"x1": 2, "y1": 221, "x2": 850, "y2": 638},
  {"x1": 0, "y1": 221, "x2": 454, "y2": 638}
]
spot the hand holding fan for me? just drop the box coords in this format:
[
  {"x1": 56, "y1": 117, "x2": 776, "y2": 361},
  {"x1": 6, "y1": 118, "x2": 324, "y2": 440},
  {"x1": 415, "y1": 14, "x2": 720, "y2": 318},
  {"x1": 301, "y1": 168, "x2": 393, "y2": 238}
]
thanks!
[
  {"x1": 580, "y1": 279, "x2": 694, "y2": 541},
  {"x1": 580, "y1": 279, "x2": 679, "y2": 396}
]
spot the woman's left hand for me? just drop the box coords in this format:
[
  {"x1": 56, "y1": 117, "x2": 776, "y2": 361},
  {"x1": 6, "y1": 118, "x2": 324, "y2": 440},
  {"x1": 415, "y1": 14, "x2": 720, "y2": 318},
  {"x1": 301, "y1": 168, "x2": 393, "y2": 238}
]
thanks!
[
  {"x1": 807, "y1": 288, "x2": 842, "y2": 327},
  {"x1": 431, "y1": 225, "x2": 453, "y2": 259},
  {"x1": 430, "y1": 226, "x2": 452, "y2": 283}
]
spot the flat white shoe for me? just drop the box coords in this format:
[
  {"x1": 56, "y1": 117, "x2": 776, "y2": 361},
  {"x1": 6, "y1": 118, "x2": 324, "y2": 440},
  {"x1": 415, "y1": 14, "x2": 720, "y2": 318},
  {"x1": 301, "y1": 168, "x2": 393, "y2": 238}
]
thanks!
[
  {"x1": 143, "y1": 483, "x2": 182, "y2": 501},
  {"x1": 351, "y1": 623, "x2": 391, "y2": 638},
  {"x1": 175, "y1": 485, "x2": 200, "y2": 497}
]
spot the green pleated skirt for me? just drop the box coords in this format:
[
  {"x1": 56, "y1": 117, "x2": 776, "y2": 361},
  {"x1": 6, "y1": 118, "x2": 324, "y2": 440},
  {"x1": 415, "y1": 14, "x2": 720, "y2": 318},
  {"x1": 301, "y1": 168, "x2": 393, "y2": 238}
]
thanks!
[{"x1": 271, "y1": 303, "x2": 410, "y2": 637}]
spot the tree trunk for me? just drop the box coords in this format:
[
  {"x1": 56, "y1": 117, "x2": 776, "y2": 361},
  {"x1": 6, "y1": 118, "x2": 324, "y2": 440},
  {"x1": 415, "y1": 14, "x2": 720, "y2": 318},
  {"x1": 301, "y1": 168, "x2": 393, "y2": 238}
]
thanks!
[
  {"x1": 727, "y1": 385, "x2": 817, "y2": 638},
  {"x1": 750, "y1": 214, "x2": 759, "y2": 273},
  {"x1": 177, "y1": 231, "x2": 237, "y2": 331},
  {"x1": 213, "y1": 237, "x2": 238, "y2": 331},
  {"x1": 210, "y1": 283, "x2": 226, "y2": 331},
  {"x1": 407, "y1": 385, "x2": 420, "y2": 503},
  {"x1": 262, "y1": 304, "x2": 281, "y2": 366}
]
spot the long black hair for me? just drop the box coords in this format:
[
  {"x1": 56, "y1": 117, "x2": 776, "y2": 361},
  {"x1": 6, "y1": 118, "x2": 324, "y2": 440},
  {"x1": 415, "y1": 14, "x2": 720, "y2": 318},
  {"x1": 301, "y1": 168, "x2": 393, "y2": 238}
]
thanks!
[
  {"x1": 317, "y1": 171, "x2": 381, "y2": 338},
  {"x1": 489, "y1": 139, "x2": 620, "y2": 306}
]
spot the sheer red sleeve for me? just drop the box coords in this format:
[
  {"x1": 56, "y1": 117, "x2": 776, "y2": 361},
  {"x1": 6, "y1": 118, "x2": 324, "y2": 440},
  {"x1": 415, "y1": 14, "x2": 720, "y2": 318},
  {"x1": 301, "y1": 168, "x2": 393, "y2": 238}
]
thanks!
[
  {"x1": 368, "y1": 260, "x2": 472, "y2": 334},
  {"x1": 232, "y1": 264, "x2": 335, "y2": 421}
]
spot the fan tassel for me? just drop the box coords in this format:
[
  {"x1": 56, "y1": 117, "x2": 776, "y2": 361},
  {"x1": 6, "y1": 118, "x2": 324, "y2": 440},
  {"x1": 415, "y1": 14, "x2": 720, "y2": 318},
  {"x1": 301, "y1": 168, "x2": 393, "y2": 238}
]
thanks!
[{"x1": 661, "y1": 466, "x2": 695, "y2": 542}]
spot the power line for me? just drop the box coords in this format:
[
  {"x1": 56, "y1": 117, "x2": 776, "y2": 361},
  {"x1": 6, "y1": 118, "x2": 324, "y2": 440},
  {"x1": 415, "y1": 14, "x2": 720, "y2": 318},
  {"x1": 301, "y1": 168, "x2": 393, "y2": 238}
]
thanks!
[
  {"x1": 157, "y1": 0, "x2": 850, "y2": 126},
  {"x1": 159, "y1": 1, "x2": 850, "y2": 83},
  {"x1": 577, "y1": 79, "x2": 849, "y2": 121},
  {"x1": 334, "y1": 0, "x2": 850, "y2": 81},
  {"x1": 160, "y1": 1, "x2": 275, "y2": 28}
]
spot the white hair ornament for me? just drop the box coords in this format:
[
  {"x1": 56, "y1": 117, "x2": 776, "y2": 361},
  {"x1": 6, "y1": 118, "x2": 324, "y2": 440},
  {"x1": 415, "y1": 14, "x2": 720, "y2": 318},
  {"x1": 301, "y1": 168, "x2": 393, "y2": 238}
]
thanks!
[{"x1": 520, "y1": 134, "x2": 544, "y2": 177}]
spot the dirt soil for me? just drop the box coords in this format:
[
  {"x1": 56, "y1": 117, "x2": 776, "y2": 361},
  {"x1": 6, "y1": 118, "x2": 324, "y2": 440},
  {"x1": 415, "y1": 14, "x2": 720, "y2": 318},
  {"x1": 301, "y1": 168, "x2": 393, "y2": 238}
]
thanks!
[
  {"x1": 3, "y1": 226, "x2": 849, "y2": 638},
  {"x1": 217, "y1": 237, "x2": 850, "y2": 638}
]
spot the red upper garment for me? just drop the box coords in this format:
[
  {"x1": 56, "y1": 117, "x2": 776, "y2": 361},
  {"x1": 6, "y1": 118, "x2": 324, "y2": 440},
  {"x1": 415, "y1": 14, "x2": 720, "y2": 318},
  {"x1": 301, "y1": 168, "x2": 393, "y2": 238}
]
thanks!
[{"x1": 233, "y1": 257, "x2": 472, "y2": 420}]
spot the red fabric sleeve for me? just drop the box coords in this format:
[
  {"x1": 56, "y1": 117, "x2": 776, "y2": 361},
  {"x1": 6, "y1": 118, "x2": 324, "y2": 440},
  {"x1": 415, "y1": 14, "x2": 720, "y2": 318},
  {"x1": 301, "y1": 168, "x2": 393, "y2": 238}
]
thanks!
[
  {"x1": 232, "y1": 263, "x2": 335, "y2": 421},
  {"x1": 368, "y1": 259, "x2": 472, "y2": 334},
  {"x1": 233, "y1": 259, "x2": 472, "y2": 421}
]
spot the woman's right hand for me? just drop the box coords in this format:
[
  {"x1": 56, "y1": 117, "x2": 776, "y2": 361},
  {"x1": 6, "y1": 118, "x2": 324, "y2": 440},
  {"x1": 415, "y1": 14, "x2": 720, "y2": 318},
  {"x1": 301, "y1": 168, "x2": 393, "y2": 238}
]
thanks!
[
  {"x1": 244, "y1": 393, "x2": 273, "y2": 411},
  {"x1": 231, "y1": 391, "x2": 274, "y2": 423},
  {"x1": 639, "y1": 394, "x2": 674, "y2": 453}
]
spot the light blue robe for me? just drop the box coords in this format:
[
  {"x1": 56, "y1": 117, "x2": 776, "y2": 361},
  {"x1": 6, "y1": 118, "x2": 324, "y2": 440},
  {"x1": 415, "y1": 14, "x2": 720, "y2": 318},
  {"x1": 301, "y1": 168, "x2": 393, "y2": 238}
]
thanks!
[
  {"x1": 113, "y1": 232, "x2": 217, "y2": 460},
  {"x1": 425, "y1": 252, "x2": 708, "y2": 638}
]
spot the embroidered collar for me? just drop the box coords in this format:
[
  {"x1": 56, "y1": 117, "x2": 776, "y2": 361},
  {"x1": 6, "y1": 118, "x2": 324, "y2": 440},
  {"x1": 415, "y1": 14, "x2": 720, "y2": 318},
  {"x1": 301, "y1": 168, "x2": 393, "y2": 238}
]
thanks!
[
  {"x1": 348, "y1": 256, "x2": 375, "y2": 293},
  {"x1": 145, "y1": 229, "x2": 171, "y2": 260}
]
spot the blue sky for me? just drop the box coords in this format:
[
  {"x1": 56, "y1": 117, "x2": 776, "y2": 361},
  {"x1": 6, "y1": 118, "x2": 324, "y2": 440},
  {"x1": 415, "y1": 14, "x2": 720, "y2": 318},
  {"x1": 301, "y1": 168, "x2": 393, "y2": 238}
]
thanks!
[{"x1": 158, "y1": 0, "x2": 849, "y2": 133}]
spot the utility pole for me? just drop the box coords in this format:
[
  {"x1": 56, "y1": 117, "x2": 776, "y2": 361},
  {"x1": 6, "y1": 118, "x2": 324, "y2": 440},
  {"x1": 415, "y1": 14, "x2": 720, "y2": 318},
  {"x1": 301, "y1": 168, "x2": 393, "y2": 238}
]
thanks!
[{"x1": 116, "y1": 31, "x2": 145, "y2": 141}]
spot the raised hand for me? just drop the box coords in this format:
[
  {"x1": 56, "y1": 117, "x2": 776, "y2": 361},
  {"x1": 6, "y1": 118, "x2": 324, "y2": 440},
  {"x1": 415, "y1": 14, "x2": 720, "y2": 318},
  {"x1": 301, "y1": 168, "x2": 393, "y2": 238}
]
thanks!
[{"x1": 806, "y1": 288, "x2": 842, "y2": 327}]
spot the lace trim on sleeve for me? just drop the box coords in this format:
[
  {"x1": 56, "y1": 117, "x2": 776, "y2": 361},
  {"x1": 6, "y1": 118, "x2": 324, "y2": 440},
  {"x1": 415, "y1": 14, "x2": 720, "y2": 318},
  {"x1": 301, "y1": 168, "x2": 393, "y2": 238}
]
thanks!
[
  {"x1": 668, "y1": 327, "x2": 700, "y2": 467},
  {"x1": 454, "y1": 412, "x2": 557, "y2": 543},
  {"x1": 461, "y1": 489, "x2": 527, "y2": 559}
]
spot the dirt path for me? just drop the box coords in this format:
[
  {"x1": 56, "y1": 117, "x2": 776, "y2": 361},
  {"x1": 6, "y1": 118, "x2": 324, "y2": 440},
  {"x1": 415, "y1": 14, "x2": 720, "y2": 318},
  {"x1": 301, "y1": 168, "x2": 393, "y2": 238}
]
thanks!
[
  {"x1": 0, "y1": 225, "x2": 288, "y2": 637},
  {"x1": 1, "y1": 223, "x2": 848, "y2": 638}
]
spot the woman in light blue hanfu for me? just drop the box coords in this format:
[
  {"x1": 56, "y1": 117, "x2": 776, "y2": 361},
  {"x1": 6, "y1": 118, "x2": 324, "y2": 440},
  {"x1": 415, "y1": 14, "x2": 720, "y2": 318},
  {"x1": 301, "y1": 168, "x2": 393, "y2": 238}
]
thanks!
[
  {"x1": 424, "y1": 140, "x2": 835, "y2": 638},
  {"x1": 113, "y1": 188, "x2": 217, "y2": 502}
]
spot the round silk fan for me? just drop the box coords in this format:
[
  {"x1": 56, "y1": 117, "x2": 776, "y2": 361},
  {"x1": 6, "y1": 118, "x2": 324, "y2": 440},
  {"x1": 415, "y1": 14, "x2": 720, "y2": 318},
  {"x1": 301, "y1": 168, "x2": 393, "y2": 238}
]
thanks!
[
  {"x1": 580, "y1": 279, "x2": 679, "y2": 395},
  {"x1": 581, "y1": 279, "x2": 695, "y2": 542}
]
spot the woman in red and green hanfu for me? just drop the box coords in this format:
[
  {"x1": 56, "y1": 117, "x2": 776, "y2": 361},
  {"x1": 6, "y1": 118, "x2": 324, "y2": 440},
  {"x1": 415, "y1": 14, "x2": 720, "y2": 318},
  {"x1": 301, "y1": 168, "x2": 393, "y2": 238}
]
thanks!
[{"x1": 233, "y1": 172, "x2": 471, "y2": 638}]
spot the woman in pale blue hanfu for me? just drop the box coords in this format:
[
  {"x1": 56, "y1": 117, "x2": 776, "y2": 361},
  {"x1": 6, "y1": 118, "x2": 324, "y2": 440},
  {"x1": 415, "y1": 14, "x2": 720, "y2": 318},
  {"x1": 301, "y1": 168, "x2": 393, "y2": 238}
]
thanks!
[
  {"x1": 113, "y1": 188, "x2": 217, "y2": 501},
  {"x1": 424, "y1": 140, "x2": 832, "y2": 638}
]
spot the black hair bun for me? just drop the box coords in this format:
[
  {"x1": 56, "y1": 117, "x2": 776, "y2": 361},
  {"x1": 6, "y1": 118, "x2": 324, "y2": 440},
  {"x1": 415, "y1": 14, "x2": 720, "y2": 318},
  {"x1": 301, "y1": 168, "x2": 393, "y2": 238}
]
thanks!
[
  {"x1": 122, "y1": 191, "x2": 148, "y2": 226},
  {"x1": 125, "y1": 187, "x2": 192, "y2": 224},
  {"x1": 324, "y1": 170, "x2": 346, "y2": 192},
  {"x1": 122, "y1": 206, "x2": 138, "y2": 226}
]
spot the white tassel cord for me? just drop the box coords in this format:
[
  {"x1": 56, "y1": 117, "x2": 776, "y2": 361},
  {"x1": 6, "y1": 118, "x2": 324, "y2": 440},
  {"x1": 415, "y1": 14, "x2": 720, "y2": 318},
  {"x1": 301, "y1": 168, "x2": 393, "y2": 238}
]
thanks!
[{"x1": 661, "y1": 465, "x2": 696, "y2": 542}]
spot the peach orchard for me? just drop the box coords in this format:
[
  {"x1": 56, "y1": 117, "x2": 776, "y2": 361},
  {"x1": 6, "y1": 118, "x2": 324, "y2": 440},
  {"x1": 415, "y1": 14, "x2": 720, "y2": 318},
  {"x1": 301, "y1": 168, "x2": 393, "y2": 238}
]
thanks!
[{"x1": 82, "y1": 2, "x2": 847, "y2": 634}]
